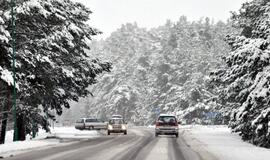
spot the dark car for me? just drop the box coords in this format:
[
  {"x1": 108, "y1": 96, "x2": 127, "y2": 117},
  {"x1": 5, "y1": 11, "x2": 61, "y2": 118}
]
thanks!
[{"x1": 155, "y1": 114, "x2": 179, "y2": 137}]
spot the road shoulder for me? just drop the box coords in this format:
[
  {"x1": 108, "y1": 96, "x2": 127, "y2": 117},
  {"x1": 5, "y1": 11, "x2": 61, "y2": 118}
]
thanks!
[
  {"x1": 180, "y1": 125, "x2": 270, "y2": 160},
  {"x1": 180, "y1": 129, "x2": 218, "y2": 160}
]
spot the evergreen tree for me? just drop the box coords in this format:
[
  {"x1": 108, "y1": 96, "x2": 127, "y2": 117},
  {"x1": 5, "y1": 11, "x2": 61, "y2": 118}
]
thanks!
[
  {"x1": 74, "y1": 17, "x2": 234, "y2": 125},
  {"x1": 0, "y1": 3, "x2": 12, "y2": 143},
  {"x1": 0, "y1": 0, "x2": 111, "y2": 141},
  {"x1": 212, "y1": 0, "x2": 270, "y2": 147}
]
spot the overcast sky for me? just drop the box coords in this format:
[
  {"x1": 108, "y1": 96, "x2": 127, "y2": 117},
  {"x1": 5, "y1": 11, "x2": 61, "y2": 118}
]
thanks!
[{"x1": 73, "y1": 0, "x2": 249, "y2": 39}]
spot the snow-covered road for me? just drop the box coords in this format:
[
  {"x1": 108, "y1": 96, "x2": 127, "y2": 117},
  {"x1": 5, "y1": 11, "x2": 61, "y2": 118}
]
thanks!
[
  {"x1": 2, "y1": 127, "x2": 201, "y2": 160},
  {"x1": 1, "y1": 126, "x2": 270, "y2": 160}
]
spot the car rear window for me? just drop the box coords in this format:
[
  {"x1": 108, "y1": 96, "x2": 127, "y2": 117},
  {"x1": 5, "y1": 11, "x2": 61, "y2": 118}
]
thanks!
[
  {"x1": 85, "y1": 119, "x2": 97, "y2": 122},
  {"x1": 158, "y1": 116, "x2": 176, "y2": 124},
  {"x1": 109, "y1": 119, "x2": 123, "y2": 124},
  {"x1": 76, "y1": 119, "x2": 84, "y2": 123}
]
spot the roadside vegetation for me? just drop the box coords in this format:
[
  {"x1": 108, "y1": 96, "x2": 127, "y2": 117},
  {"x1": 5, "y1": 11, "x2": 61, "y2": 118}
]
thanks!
[{"x1": 0, "y1": 0, "x2": 111, "y2": 143}]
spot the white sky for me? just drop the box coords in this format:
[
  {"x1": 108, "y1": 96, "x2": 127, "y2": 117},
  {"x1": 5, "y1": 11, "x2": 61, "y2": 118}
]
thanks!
[{"x1": 73, "y1": 0, "x2": 249, "y2": 39}]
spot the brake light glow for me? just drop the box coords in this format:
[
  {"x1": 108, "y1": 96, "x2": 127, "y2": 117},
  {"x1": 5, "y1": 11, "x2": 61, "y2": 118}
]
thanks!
[{"x1": 156, "y1": 122, "x2": 161, "y2": 126}]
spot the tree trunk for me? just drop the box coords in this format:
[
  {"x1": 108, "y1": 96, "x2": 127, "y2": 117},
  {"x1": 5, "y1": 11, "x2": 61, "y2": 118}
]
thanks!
[
  {"x1": 17, "y1": 114, "x2": 26, "y2": 141},
  {"x1": 0, "y1": 92, "x2": 10, "y2": 144},
  {"x1": 0, "y1": 104, "x2": 3, "y2": 143},
  {"x1": 0, "y1": 111, "x2": 8, "y2": 144}
]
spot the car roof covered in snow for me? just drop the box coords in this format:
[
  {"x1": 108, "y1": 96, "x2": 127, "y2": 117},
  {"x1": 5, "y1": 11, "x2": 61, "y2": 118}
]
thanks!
[
  {"x1": 112, "y1": 114, "x2": 123, "y2": 117},
  {"x1": 79, "y1": 118, "x2": 98, "y2": 120},
  {"x1": 158, "y1": 114, "x2": 176, "y2": 117},
  {"x1": 109, "y1": 117, "x2": 123, "y2": 120}
]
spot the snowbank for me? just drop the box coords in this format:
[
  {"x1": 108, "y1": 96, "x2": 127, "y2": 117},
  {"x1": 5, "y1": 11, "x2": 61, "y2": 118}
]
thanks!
[
  {"x1": 181, "y1": 125, "x2": 270, "y2": 160},
  {"x1": 0, "y1": 139, "x2": 59, "y2": 157},
  {"x1": 0, "y1": 126, "x2": 99, "y2": 157},
  {"x1": 49, "y1": 126, "x2": 99, "y2": 139}
]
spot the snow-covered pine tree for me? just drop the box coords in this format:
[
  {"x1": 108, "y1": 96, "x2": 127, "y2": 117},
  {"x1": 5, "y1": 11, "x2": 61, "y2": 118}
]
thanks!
[
  {"x1": 211, "y1": 0, "x2": 270, "y2": 147},
  {"x1": 0, "y1": 2, "x2": 13, "y2": 143},
  {"x1": 0, "y1": 0, "x2": 111, "y2": 140},
  {"x1": 0, "y1": 2, "x2": 11, "y2": 85},
  {"x1": 150, "y1": 17, "x2": 232, "y2": 124},
  {"x1": 79, "y1": 17, "x2": 234, "y2": 125}
]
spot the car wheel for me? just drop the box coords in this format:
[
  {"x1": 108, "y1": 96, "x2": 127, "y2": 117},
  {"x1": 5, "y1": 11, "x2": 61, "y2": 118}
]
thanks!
[
  {"x1": 107, "y1": 131, "x2": 110, "y2": 135},
  {"x1": 175, "y1": 133, "x2": 179, "y2": 138},
  {"x1": 124, "y1": 131, "x2": 127, "y2": 135},
  {"x1": 155, "y1": 133, "x2": 158, "y2": 137}
]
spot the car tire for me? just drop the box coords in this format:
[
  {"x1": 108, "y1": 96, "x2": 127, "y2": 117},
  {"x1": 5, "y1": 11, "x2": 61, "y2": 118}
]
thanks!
[
  {"x1": 124, "y1": 131, "x2": 127, "y2": 135},
  {"x1": 155, "y1": 133, "x2": 158, "y2": 137},
  {"x1": 175, "y1": 133, "x2": 179, "y2": 138},
  {"x1": 107, "y1": 131, "x2": 110, "y2": 135}
]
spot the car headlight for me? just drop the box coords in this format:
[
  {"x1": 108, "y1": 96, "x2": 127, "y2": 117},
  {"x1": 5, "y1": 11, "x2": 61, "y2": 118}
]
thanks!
[
  {"x1": 121, "y1": 125, "x2": 126, "y2": 130},
  {"x1": 108, "y1": 125, "x2": 113, "y2": 130}
]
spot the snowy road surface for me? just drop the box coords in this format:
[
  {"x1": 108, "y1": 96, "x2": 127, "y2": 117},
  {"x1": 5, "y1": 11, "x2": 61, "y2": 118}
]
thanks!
[{"x1": 3, "y1": 127, "x2": 204, "y2": 160}]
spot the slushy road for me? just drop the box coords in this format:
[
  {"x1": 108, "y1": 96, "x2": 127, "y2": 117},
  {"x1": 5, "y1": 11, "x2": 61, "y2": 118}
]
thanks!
[{"x1": 4, "y1": 127, "x2": 207, "y2": 160}]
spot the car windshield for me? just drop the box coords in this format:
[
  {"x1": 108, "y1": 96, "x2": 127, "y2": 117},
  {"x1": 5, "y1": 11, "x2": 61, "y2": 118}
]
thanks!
[
  {"x1": 85, "y1": 119, "x2": 97, "y2": 122},
  {"x1": 109, "y1": 119, "x2": 124, "y2": 124},
  {"x1": 158, "y1": 116, "x2": 176, "y2": 124}
]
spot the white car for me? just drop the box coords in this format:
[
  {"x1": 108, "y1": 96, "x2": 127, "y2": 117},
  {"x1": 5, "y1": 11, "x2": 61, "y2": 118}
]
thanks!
[
  {"x1": 75, "y1": 118, "x2": 107, "y2": 130},
  {"x1": 107, "y1": 118, "x2": 127, "y2": 135}
]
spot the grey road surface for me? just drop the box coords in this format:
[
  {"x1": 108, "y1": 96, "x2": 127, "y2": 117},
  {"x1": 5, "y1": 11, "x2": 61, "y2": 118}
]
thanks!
[{"x1": 4, "y1": 127, "x2": 203, "y2": 160}]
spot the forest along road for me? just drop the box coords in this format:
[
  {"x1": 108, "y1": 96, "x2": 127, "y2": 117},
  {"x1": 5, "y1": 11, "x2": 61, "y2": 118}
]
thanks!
[{"x1": 4, "y1": 127, "x2": 210, "y2": 160}]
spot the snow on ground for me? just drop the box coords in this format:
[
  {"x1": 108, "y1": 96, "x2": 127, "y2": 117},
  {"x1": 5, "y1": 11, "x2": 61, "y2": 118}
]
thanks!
[
  {"x1": 181, "y1": 125, "x2": 270, "y2": 160},
  {"x1": 0, "y1": 126, "x2": 99, "y2": 157},
  {"x1": 49, "y1": 126, "x2": 99, "y2": 139}
]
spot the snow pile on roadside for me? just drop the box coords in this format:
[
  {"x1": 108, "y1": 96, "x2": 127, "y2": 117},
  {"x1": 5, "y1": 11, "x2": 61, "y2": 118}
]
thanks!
[
  {"x1": 0, "y1": 126, "x2": 99, "y2": 156},
  {"x1": 147, "y1": 125, "x2": 155, "y2": 128},
  {"x1": 0, "y1": 139, "x2": 59, "y2": 156},
  {"x1": 49, "y1": 126, "x2": 99, "y2": 139},
  {"x1": 0, "y1": 129, "x2": 59, "y2": 157},
  {"x1": 182, "y1": 125, "x2": 270, "y2": 160}
]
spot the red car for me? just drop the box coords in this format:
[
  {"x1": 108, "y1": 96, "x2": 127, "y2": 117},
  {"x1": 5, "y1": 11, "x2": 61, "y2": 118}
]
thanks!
[{"x1": 155, "y1": 114, "x2": 179, "y2": 137}]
